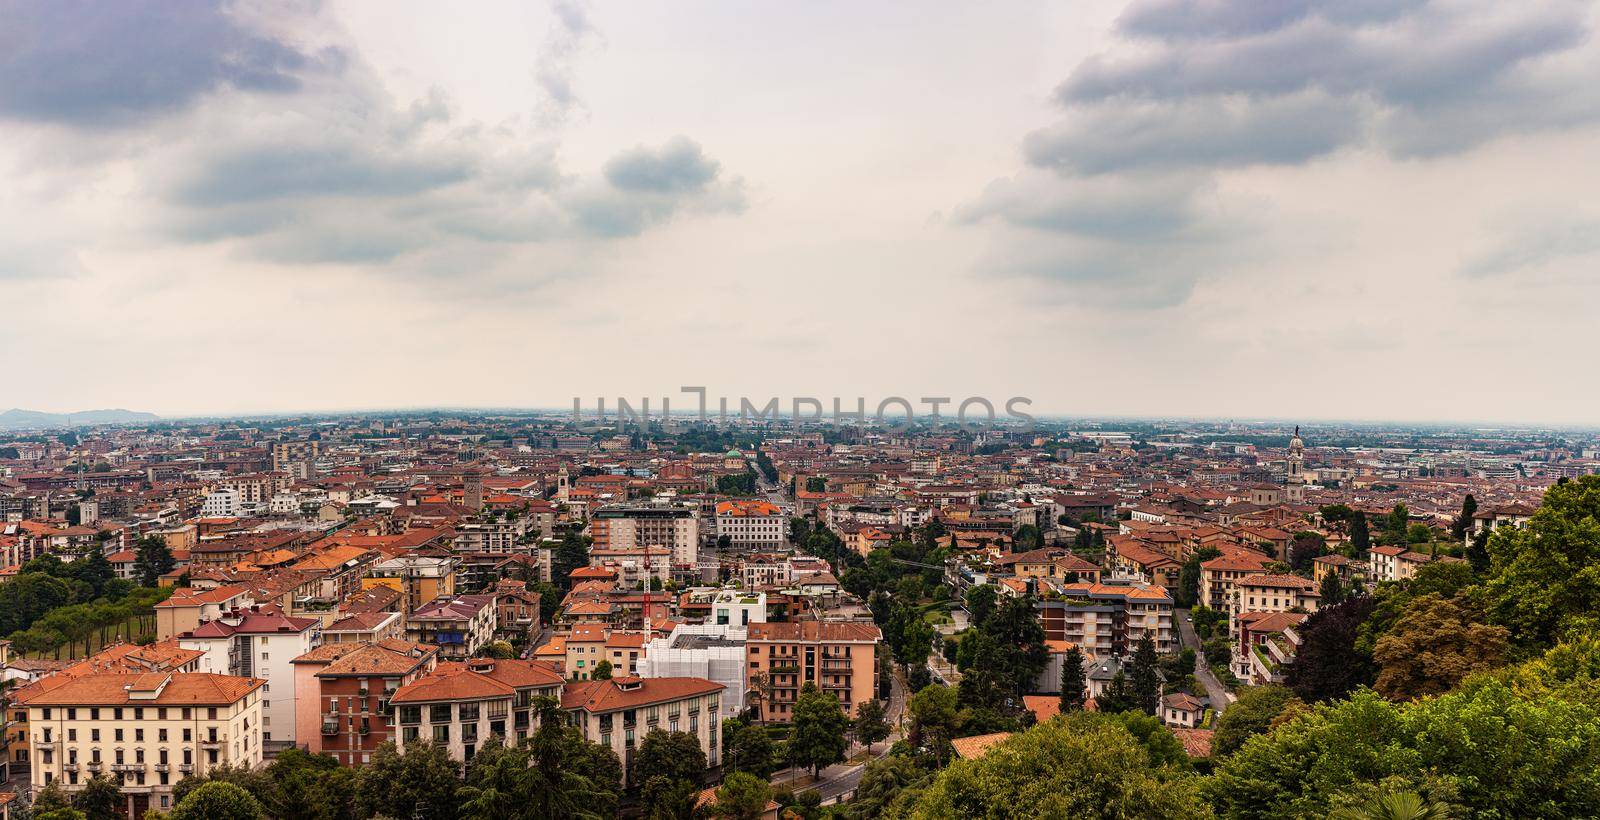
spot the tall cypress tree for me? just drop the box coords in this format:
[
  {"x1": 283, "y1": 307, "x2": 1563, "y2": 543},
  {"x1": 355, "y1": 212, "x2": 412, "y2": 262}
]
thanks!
[
  {"x1": 1349, "y1": 512, "x2": 1370, "y2": 557},
  {"x1": 1059, "y1": 646, "x2": 1086, "y2": 711},
  {"x1": 1318, "y1": 571, "x2": 1344, "y2": 607},
  {"x1": 1452, "y1": 494, "x2": 1478, "y2": 540},
  {"x1": 1128, "y1": 633, "x2": 1162, "y2": 716}
]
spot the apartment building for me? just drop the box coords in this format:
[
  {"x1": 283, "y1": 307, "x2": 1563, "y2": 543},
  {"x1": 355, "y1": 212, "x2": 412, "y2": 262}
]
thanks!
[
  {"x1": 391, "y1": 658, "x2": 565, "y2": 759},
  {"x1": 27, "y1": 672, "x2": 264, "y2": 817},
  {"x1": 1229, "y1": 574, "x2": 1319, "y2": 630},
  {"x1": 363, "y1": 555, "x2": 458, "y2": 614},
  {"x1": 1368, "y1": 545, "x2": 1458, "y2": 584},
  {"x1": 405, "y1": 595, "x2": 498, "y2": 660},
  {"x1": 744, "y1": 621, "x2": 881, "y2": 722},
  {"x1": 1034, "y1": 579, "x2": 1175, "y2": 658},
  {"x1": 1199, "y1": 549, "x2": 1273, "y2": 613},
  {"x1": 563, "y1": 676, "x2": 723, "y2": 786},
  {"x1": 716, "y1": 501, "x2": 787, "y2": 550},
  {"x1": 153, "y1": 586, "x2": 256, "y2": 640},
  {"x1": 176, "y1": 607, "x2": 321, "y2": 745},
  {"x1": 1233, "y1": 611, "x2": 1307, "y2": 685},
  {"x1": 639, "y1": 624, "x2": 750, "y2": 719},
  {"x1": 321, "y1": 612, "x2": 405, "y2": 645},
  {"x1": 290, "y1": 640, "x2": 437, "y2": 764},
  {"x1": 590, "y1": 503, "x2": 701, "y2": 567}
]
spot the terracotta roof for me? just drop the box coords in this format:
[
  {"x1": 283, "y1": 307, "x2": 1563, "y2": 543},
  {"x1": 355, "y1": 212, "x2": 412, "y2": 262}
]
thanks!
[
  {"x1": 391, "y1": 659, "x2": 563, "y2": 704},
  {"x1": 23, "y1": 672, "x2": 263, "y2": 706},
  {"x1": 746, "y1": 621, "x2": 882, "y2": 643},
  {"x1": 1172, "y1": 728, "x2": 1215, "y2": 758},
  {"x1": 1022, "y1": 695, "x2": 1060, "y2": 723},
  {"x1": 319, "y1": 642, "x2": 437, "y2": 677},
  {"x1": 560, "y1": 676, "x2": 723, "y2": 713},
  {"x1": 1238, "y1": 574, "x2": 1315, "y2": 590},
  {"x1": 951, "y1": 731, "x2": 1013, "y2": 759}
]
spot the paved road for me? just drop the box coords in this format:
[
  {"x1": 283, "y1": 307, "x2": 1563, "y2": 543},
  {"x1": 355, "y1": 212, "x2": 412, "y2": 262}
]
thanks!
[{"x1": 1176, "y1": 608, "x2": 1235, "y2": 707}]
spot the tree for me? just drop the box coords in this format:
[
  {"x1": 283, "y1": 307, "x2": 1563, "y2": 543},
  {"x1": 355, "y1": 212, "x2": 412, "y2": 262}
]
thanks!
[
  {"x1": 727, "y1": 722, "x2": 776, "y2": 778},
  {"x1": 712, "y1": 772, "x2": 773, "y2": 820},
  {"x1": 590, "y1": 658, "x2": 613, "y2": 680},
  {"x1": 1385, "y1": 504, "x2": 1411, "y2": 543},
  {"x1": 1349, "y1": 512, "x2": 1370, "y2": 556},
  {"x1": 789, "y1": 683, "x2": 850, "y2": 775},
  {"x1": 904, "y1": 713, "x2": 1210, "y2": 819},
  {"x1": 1288, "y1": 532, "x2": 1326, "y2": 573},
  {"x1": 1211, "y1": 685, "x2": 1300, "y2": 757},
  {"x1": 1483, "y1": 475, "x2": 1600, "y2": 652},
  {"x1": 1318, "y1": 570, "x2": 1345, "y2": 607},
  {"x1": 1128, "y1": 633, "x2": 1162, "y2": 715},
  {"x1": 1095, "y1": 671, "x2": 1136, "y2": 715},
  {"x1": 907, "y1": 684, "x2": 961, "y2": 764},
  {"x1": 853, "y1": 698, "x2": 891, "y2": 752},
  {"x1": 32, "y1": 783, "x2": 76, "y2": 816},
  {"x1": 133, "y1": 535, "x2": 175, "y2": 587},
  {"x1": 171, "y1": 782, "x2": 265, "y2": 820},
  {"x1": 1465, "y1": 528, "x2": 1491, "y2": 574},
  {"x1": 635, "y1": 729, "x2": 707, "y2": 799},
  {"x1": 1059, "y1": 645, "x2": 1087, "y2": 711},
  {"x1": 1451, "y1": 495, "x2": 1479, "y2": 542},
  {"x1": 1372, "y1": 593, "x2": 1509, "y2": 700},
  {"x1": 458, "y1": 738, "x2": 533, "y2": 820},
  {"x1": 1330, "y1": 789, "x2": 1455, "y2": 820},
  {"x1": 483, "y1": 640, "x2": 515, "y2": 659},
  {"x1": 1175, "y1": 546, "x2": 1219, "y2": 608},
  {"x1": 1189, "y1": 605, "x2": 1224, "y2": 641},
  {"x1": 1286, "y1": 595, "x2": 1378, "y2": 703},
  {"x1": 963, "y1": 584, "x2": 997, "y2": 627},
  {"x1": 358, "y1": 741, "x2": 461, "y2": 820},
  {"x1": 73, "y1": 775, "x2": 123, "y2": 820},
  {"x1": 553, "y1": 530, "x2": 592, "y2": 590}
]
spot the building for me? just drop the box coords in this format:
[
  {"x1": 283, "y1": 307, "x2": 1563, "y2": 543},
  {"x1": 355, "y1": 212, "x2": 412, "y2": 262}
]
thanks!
[
  {"x1": 321, "y1": 612, "x2": 405, "y2": 645},
  {"x1": 153, "y1": 586, "x2": 255, "y2": 640},
  {"x1": 639, "y1": 624, "x2": 750, "y2": 719},
  {"x1": 591, "y1": 503, "x2": 701, "y2": 568},
  {"x1": 1233, "y1": 611, "x2": 1308, "y2": 685},
  {"x1": 176, "y1": 607, "x2": 321, "y2": 745},
  {"x1": 1229, "y1": 574, "x2": 1319, "y2": 630},
  {"x1": 391, "y1": 658, "x2": 566, "y2": 759},
  {"x1": 1161, "y1": 693, "x2": 1206, "y2": 728},
  {"x1": 1035, "y1": 579, "x2": 1175, "y2": 658},
  {"x1": 290, "y1": 640, "x2": 437, "y2": 764},
  {"x1": 715, "y1": 501, "x2": 787, "y2": 550},
  {"x1": 563, "y1": 676, "x2": 723, "y2": 786},
  {"x1": 744, "y1": 621, "x2": 881, "y2": 723},
  {"x1": 363, "y1": 555, "x2": 459, "y2": 614},
  {"x1": 1199, "y1": 549, "x2": 1273, "y2": 614},
  {"x1": 26, "y1": 672, "x2": 264, "y2": 817},
  {"x1": 198, "y1": 489, "x2": 243, "y2": 519},
  {"x1": 406, "y1": 595, "x2": 498, "y2": 660}
]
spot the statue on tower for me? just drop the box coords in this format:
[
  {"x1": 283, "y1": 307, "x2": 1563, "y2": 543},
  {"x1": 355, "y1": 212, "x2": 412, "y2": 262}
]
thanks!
[{"x1": 1286, "y1": 425, "x2": 1306, "y2": 502}]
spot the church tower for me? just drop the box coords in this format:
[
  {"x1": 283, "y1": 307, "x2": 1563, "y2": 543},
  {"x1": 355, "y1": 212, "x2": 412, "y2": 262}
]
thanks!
[{"x1": 1286, "y1": 425, "x2": 1306, "y2": 503}]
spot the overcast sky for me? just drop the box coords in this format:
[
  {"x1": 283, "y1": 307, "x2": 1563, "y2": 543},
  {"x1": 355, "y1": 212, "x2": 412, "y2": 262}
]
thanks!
[{"x1": 2, "y1": 0, "x2": 1599, "y2": 425}]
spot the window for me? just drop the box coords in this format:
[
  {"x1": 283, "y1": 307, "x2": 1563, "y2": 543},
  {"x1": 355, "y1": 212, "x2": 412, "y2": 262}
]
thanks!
[
  {"x1": 432, "y1": 725, "x2": 449, "y2": 743},
  {"x1": 399, "y1": 706, "x2": 421, "y2": 725},
  {"x1": 430, "y1": 704, "x2": 452, "y2": 723}
]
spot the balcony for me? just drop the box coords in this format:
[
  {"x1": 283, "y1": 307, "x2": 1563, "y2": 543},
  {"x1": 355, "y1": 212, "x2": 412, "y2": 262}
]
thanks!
[
  {"x1": 154, "y1": 764, "x2": 170, "y2": 773},
  {"x1": 113, "y1": 763, "x2": 141, "y2": 772},
  {"x1": 87, "y1": 761, "x2": 104, "y2": 771},
  {"x1": 179, "y1": 764, "x2": 194, "y2": 774},
  {"x1": 322, "y1": 721, "x2": 340, "y2": 736},
  {"x1": 63, "y1": 763, "x2": 79, "y2": 773},
  {"x1": 200, "y1": 737, "x2": 224, "y2": 749}
]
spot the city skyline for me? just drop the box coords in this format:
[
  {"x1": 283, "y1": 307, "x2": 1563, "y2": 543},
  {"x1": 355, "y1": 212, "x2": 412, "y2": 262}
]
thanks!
[{"x1": 4, "y1": 1, "x2": 1600, "y2": 421}]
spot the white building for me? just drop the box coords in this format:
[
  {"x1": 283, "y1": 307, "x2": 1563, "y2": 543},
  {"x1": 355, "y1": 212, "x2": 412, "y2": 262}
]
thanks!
[
  {"x1": 639, "y1": 624, "x2": 750, "y2": 719},
  {"x1": 716, "y1": 500, "x2": 787, "y2": 549},
  {"x1": 176, "y1": 607, "x2": 321, "y2": 746},
  {"x1": 199, "y1": 489, "x2": 242, "y2": 518}
]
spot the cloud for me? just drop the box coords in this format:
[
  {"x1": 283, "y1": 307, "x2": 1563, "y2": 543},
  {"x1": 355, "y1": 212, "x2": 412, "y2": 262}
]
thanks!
[
  {"x1": 604, "y1": 136, "x2": 724, "y2": 194},
  {"x1": 576, "y1": 138, "x2": 748, "y2": 236},
  {"x1": 1023, "y1": 92, "x2": 1365, "y2": 174},
  {"x1": 0, "y1": 0, "x2": 337, "y2": 126},
  {"x1": 959, "y1": 0, "x2": 1600, "y2": 312},
  {"x1": 533, "y1": 0, "x2": 598, "y2": 126},
  {"x1": 1460, "y1": 217, "x2": 1600, "y2": 279}
]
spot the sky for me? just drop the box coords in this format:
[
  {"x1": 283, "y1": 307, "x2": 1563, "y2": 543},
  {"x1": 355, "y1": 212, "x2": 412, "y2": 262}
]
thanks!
[{"x1": 2, "y1": 0, "x2": 1599, "y2": 425}]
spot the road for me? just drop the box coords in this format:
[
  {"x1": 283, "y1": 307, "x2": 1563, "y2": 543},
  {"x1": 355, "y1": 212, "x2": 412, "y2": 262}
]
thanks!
[{"x1": 1176, "y1": 608, "x2": 1235, "y2": 708}]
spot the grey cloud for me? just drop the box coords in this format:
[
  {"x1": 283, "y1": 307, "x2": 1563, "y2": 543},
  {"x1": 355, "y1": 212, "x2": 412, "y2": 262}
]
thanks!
[
  {"x1": 534, "y1": 0, "x2": 596, "y2": 126},
  {"x1": 1460, "y1": 219, "x2": 1600, "y2": 279},
  {"x1": 1024, "y1": 92, "x2": 1365, "y2": 174},
  {"x1": 0, "y1": 0, "x2": 335, "y2": 126},
  {"x1": 957, "y1": 172, "x2": 1203, "y2": 239},
  {"x1": 174, "y1": 144, "x2": 476, "y2": 207},
  {"x1": 604, "y1": 136, "x2": 723, "y2": 194},
  {"x1": 975, "y1": 231, "x2": 1207, "y2": 310},
  {"x1": 1117, "y1": 0, "x2": 1426, "y2": 41}
]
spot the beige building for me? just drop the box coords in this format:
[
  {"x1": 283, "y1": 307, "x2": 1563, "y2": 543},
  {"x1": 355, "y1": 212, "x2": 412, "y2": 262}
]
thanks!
[
  {"x1": 745, "y1": 621, "x2": 881, "y2": 723},
  {"x1": 1229, "y1": 574, "x2": 1319, "y2": 630},
  {"x1": 27, "y1": 672, "x2": 264, "y2": 817},
  {"x1": 151, "y1": 586, "x2": 255, "y2": 641},
  {"x1": 562, "y1": 676, "x2": 724, "y2": 786},
  {"x1": 391, "y1": 658, "x2": 566, "y2": 759}
]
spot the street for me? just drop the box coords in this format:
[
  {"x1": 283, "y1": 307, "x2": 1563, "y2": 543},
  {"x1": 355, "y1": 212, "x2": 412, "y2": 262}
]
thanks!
[{"x1": 1176, "y1": 608, "x2": 1235, "y2": 708}]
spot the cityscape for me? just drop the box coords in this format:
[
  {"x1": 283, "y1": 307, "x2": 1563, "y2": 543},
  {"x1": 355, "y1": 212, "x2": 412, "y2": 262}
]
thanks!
[{"x1": 4, "y1": 1, "x2": 1600, "y2": 820}]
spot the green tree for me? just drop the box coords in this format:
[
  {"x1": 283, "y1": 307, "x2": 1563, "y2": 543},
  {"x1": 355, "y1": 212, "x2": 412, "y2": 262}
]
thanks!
[
  {"x1": 358, "y1": 741, "x2": 461, "y2": 820},
  {"x1": 1483, "y1": 475, "x2": 1600, "y2": 652},
  {"x1": 854, "y1": 698, "x2": 892, "y2": 753},
  {"x1": 171, "y1": 782, "x2": 265, "y2": 820},
  {"x1": 133, "y1": 535, "x2": 175, "y2": 587},
  {"x1": 1211, "y1": 684, "x2": 1300, "y2": 757},
  {"x1": 1318, "y1": 571, "x2": 1345, "y2": 607},
  {"x1": 1286, "y1": 595, "x2": 1378, "y2": 703},
  {"x1": 1190, "y1": 605, "x2": 1225, "y2": 641},
  {"x1": 590, "y1": 658, "x2": 613, "y2": 680},
  {"x1": 963, "y1": 584, "x2": 997, "y2": 627},
  {"x1": 907, "y1": 684, "x2": 961, "y2": 765},
  {"x1": 553, "y1": 530, "x2": 592, "y2": 590},
  {"x1": 1128, "y1": 633, "x2": 1162, "y2": 715},
  {"x1": 904, "y1": 713, "x2": 1209, "y2": 819},
  {"x1": 1059, "y1": 645, "x2": 1087, "y2": 711},
  {"x1": 483, "y1": 640, "x2": 516, "y2": 659},
  {"x1": 789, "y1": 683, "x2": 849, "y2": 776},
  {"x1": 850, "y1": 755, "x2": 933, "y2": 818},
  {"x1": 1330, "y1": 789, "x2": 1455, "y2": 820},
  {"x1": 73, "y1": 775, "x2": 123, "y2": 820},
  {"x1": 458, "y1": 738, "x2": 533, "y2": 820},
  {"x1": 1349, "y1": 512, "x2": 1370, "y2": 556},
  {"x1": 712, "y1": 772, "x2": 773, "y2": 820},
  {"x1": 635, "y1": 729, "x2": 707, "y2": 799},
  {"x1": 1372, "y1": 593, "x2": 1509, "y2": 700},
  {"x1": 1096, "y1": 671, "x2": 1137, "y2": 715},
  {"x1": 1385, "y1": 504, "x2": 1411, "y2": 543},
  {"x1": 727, "y1": 722, "x2": 777, "y2": 778}
]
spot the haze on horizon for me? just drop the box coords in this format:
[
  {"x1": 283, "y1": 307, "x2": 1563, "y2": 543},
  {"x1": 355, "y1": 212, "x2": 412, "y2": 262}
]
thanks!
[{"x1": 3, "y1": 1, "x2": 1599, "y2": 425}]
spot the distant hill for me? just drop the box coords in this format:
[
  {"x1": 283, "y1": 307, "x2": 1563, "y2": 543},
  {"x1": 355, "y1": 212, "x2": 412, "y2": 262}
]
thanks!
[{"x1": 0, "y1": 408, "x2": 159, "y2": 430}]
